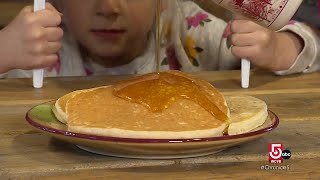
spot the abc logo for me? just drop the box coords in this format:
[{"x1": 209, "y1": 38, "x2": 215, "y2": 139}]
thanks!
[{"x1": 281, "y1": 150, "x2": 291, "y2": 160}]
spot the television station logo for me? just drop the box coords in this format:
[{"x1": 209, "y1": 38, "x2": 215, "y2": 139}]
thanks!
[{"x1": 269, "y1": 143, "x2": 291, "y2": 163}]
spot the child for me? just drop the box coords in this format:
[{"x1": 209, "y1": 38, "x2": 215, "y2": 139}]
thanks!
[{"x1": 0, "y1": 0, "x2": 318, "y2": 78}]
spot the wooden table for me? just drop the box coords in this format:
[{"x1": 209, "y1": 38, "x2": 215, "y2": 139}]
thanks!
[
  {"x1": 0, "y1": 0, "x2": 31, "y2": 27},
  {"x1": 0, "y1": 70, "x2": 319, "y2": 179}
]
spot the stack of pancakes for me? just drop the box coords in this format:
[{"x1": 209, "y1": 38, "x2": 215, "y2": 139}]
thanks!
[{"x1": 52, "y1": 71, "x2": 268, "y2": 138}]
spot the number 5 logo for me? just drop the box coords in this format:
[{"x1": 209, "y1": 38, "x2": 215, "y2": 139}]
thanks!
[{"x1": 269, "y1": 143, "x2": 283, "y2": 160}]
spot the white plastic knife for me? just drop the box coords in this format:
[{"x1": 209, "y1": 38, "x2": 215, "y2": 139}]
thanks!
[
  {"x1": 241, "y1": 58, "x2": 250, "y2": 88},
  {"x1": 33, "y1": 0, "x2": 46, "y2": 88}
]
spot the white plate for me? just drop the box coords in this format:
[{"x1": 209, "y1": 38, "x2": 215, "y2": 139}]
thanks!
[{"x1": 26, "y1": 101, "x2": 279, "y2": 159}]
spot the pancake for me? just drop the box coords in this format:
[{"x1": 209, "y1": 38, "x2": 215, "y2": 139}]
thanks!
[
  {"x1": 113, "y1": 70, "x2": 230, "y2": 120},
  {"x1": 66, "y1": 86, "x2": 227, "y2": 139},
  {"x1": 53, "y1": 87, "x2": 107, "y2": 124},
  {"x1": 53, "y1": 71, "x2": 268, "y2": 139},
  {"x1": 53, "y1": 90, "x2": 84, "y2": 124},
  {"x1": 225, "y1": 96, "x2": 268, "y2": 135}
]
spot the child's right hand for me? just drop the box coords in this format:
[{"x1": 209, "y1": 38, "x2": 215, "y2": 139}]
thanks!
[{"x1": 0, "y1": 3, "x2": 63, "y2": 73}]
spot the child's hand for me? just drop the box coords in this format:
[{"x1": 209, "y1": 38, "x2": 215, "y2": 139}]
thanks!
[
  {"x1": 0, "y1": 3, "x2": 63, "y2": 73},
  {"x1": 230, "y1": 17, "x2": 303, "y2": 71}
]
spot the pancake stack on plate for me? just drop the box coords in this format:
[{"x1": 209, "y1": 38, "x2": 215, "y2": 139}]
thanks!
[{"x1": 52, "y1": 71, "x2": 268, "y2": 138}]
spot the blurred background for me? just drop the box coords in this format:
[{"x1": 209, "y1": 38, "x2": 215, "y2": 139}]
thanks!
[
  {"x1": 0, "y1": 0, "x2": 230, "y2": 29},
  {"x1": 0, "y1": 0, "x2": 31, "y2": 28}
]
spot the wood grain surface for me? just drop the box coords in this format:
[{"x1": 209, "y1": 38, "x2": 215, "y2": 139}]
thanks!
[{"x1": 0, "y1": 70, "x2": 319, "y2": 179}]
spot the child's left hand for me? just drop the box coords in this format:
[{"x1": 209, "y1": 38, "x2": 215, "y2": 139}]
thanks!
[{"x1": 230, "y1": 17, "x2": 303, "y2": 71}]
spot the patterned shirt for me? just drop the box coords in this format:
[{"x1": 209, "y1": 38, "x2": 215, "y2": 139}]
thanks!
[{"x1": 1, "y1": 1, "x2": 320, "y2": 78}]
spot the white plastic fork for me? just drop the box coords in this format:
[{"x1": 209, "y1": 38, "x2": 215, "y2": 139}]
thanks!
[{"x1": 33, "y1": 0, "x2": 46, "y2": 88}]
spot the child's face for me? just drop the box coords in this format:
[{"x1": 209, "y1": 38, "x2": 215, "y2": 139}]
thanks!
[{"x1": 60, "y1": 0, "x2": 158, "y2": 64}]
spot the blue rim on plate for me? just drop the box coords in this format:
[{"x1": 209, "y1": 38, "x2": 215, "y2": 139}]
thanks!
[{"x1": 25, "y1": 101, "x2": 279, "y2": 144}]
